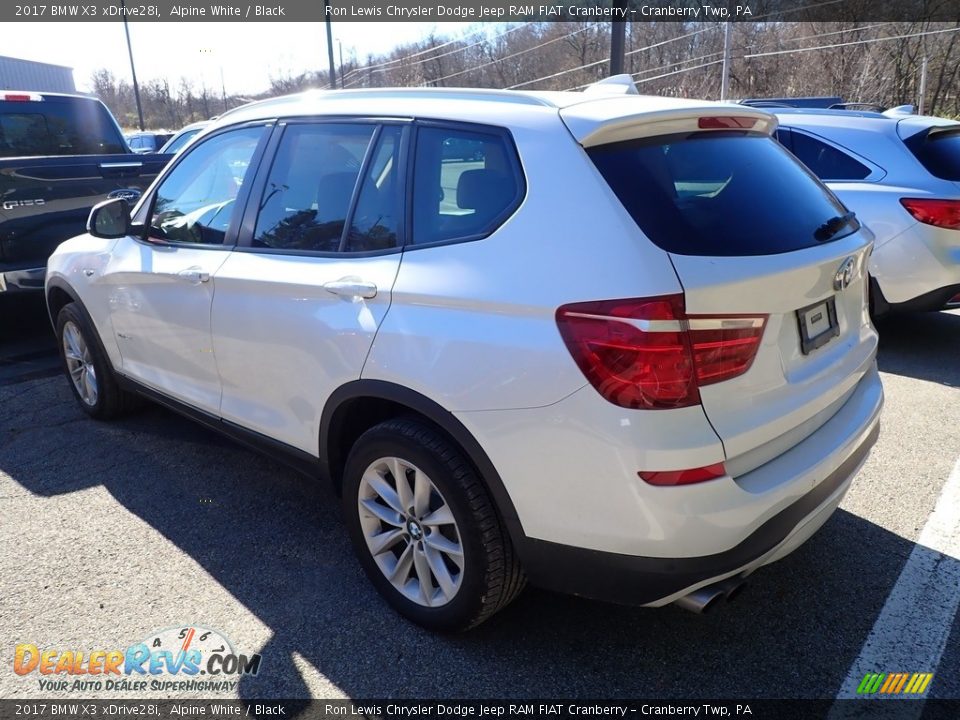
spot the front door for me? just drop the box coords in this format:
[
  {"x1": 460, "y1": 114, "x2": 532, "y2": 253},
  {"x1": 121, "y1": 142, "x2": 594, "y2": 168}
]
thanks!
[{"x1": 105, "y1": 125, "x2": 268, "y2": 413}]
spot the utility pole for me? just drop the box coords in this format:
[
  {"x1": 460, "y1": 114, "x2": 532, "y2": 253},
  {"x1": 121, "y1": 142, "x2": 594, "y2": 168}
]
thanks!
[
  {"x1": 918, "y1": 55, "x2": 928, "y2": 115},
  {"x1": 120, "y1": 0, "x2": 145, "y2": 130},
  {"x1": 609, "y1": 1, "x2": 627, "y2": 76},
  {"x1": 324, "y1": 3, "x2": 337, "y2": 89},
  {"x1": 338, "y1": 40, "x2": 345, "y2": 89},
  {"x1": 720, "y1": 22, "x2": 732, "y2": 102},
  {"x1": 220, "y1": 67, "x2": 228, "y2": 113}
]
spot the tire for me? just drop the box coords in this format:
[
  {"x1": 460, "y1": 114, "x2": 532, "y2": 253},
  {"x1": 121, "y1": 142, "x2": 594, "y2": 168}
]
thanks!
[
  {"x1": 342, "y1": 417, "x2": 525, "y2": 632},
  {"x1": 56, "y1": 302, "x2": 140, "y2": 420}
]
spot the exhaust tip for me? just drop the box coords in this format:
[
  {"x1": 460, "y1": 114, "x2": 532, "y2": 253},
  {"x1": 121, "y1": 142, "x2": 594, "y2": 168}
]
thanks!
[
  {"x1": 673, "y1": 587, "x2": 725, "y2": 614},
  {"x1": 718, "y1": 576, "x2": 747, "y2": 602}
]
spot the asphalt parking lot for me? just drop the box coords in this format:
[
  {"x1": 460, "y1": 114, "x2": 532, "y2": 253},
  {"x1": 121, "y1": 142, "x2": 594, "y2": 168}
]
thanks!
[{"x1": 1, "y1": 294, "x2": 958, "y2": 702}]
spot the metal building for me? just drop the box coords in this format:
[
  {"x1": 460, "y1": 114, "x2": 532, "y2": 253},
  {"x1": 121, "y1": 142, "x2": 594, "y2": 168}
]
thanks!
[{"x1": 0, "y1": 56, "x2": 75, "y2": 93}]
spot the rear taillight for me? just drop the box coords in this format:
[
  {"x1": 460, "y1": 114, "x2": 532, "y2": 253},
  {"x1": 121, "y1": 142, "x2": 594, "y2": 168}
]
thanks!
[
  {"x1": 3, "y1": 93, "x2": 39, "y2": 102},
  {"x1": 639, "y1": 463, "x2": 727, "y2": 487},
  {"x1": 556, "y1": 294, "x2": 766, "y2": 410},
  {"x1": 900, "y1": 198, "x2": 960, "y2": 230}
]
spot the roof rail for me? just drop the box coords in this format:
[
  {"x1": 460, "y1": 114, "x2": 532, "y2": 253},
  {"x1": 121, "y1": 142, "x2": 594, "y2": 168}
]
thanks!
[
  {"x1": 323, "y1": 86, "x2": 554, "y2": 107},
  {"x1": 829, "y1": 102, "x2": 886, "y2": 112}
]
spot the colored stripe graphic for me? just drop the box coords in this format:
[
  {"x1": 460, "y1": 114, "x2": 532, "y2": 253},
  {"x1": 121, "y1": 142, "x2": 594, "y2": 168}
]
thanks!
[{"x1": 856, "y1": 672, "x2": 933, "y2": 695}]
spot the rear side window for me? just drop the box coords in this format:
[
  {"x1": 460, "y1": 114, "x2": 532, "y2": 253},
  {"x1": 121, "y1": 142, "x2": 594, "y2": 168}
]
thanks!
[
  {"x1": 253, "y1": 123, "x2": 375, "y2": 253},
  {"x1": 588, "y1": 132, "x2": 854, "y2": 256},
  {"x1": 0, "y1": 99, "x2": 126, "y2": 157},
  {"x1": 787, "y1": 131, "x2": 871, "y2": 181},
  {"x1": 411, "y1": 126, "x2": 523, "y2": 245},
  {"x1": 905, "y1": 128, "x2": 960, "y2": 181}
]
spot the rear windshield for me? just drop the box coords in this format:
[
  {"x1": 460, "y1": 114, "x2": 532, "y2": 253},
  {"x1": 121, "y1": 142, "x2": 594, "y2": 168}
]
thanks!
[
  {"x1": 904, "y1": 127, "x2": 960, "y2": 181},
  {"x1": 588, "y1": 132, "x2": 856, "y2": 256},
  {"x1": 0, "y1": 98, "x2": 127, "y2": 158}
]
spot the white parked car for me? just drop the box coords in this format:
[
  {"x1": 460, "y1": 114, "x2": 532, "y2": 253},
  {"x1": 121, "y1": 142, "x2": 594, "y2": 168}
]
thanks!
[
  {"x1": 45, "y1": 81, "x2": 883, "y2": 631},
  {"x1": 774, "y1": 108, "x2": 960, "y2": 313},
  {"x1": 158, "y1": 120, "x2": 212, "y2": 155}
]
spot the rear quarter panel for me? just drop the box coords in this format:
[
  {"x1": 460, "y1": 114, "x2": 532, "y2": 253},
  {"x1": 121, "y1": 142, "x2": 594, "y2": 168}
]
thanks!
[{"x1": 362, "y1": 118, "x2": 685, "y2": 412}]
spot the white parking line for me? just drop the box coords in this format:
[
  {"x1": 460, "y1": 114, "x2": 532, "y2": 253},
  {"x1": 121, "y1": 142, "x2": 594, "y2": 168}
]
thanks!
[{"x1": 833, "y1": 455, "x2": 960, "y2": 709}]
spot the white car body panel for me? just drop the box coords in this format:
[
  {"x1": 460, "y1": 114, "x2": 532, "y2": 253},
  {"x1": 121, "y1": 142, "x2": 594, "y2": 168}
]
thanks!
[
  {"x1": 671, "y1": 233, "x2": 876, "y2": 463},
  {"x1": 363, "y1": 122, "x2": 684, "y2": 412},
  {"x1": 211, "y1": 251, "x2": 402, "y2": 455},
  {"x1": 100, "y1": 238, "x2": 230, "y2": 414},
  {"x1": 456, "y1": 363, "x2": 881, "y2": 558}
]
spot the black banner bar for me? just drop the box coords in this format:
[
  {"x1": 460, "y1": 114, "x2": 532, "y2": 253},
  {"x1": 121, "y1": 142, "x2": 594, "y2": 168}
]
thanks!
[
  {"x1": 2, "y1": 0, "x2": 960, "y2": 23},
  {"x1": 2, "y1": 700, "x2": 960, "y2": 720}
]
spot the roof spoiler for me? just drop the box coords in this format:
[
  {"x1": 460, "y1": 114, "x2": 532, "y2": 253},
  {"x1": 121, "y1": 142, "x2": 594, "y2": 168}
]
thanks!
[
  {"x1": 582, "y1": 75, "x2": 639, "y2": 97},
  {"x1": 883, "y1": 104, "x2": 916, "y2": 117}
]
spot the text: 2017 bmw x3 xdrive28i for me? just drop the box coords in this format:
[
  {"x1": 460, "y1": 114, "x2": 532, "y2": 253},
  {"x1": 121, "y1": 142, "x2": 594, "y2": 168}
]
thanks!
[{"x1": 46, "y1": 80, "x2": 882, "y2": 631}]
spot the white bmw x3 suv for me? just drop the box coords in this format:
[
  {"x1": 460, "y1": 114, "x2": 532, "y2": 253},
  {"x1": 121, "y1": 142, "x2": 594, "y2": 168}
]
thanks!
[{"x1": 46, "y1": 80, "x2": 883, "y2": 631}]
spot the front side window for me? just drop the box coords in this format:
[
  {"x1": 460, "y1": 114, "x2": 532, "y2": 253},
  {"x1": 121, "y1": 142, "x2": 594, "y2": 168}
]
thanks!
[
  {"x1": 149, "y1": 126, "x2": 264, "y2": 245},
  {"x1": 411, "y1": 126, "x2": 522, "y2": 245},
  {"x1": 253, "y1": 123, "x2": 375, "y2": 253}
]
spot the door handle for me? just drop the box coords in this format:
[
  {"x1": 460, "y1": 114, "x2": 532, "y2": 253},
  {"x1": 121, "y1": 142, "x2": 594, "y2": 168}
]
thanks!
[
  {"x1": 177, "y1": 267, "x2": 210, "y2": 284},
  {"x1": 322, "y1": 278, "x2": 377, "y2": 299}
]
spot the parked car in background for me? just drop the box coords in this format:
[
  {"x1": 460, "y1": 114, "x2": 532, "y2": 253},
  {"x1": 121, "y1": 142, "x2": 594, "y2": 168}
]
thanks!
[
  {"x1": 774, "y1": 108, "x2": 960, "y2": 313},
  {"x1": 0, "y1": 91, "x2": 169, "y2": 294},
  {"x1": 126, "y1": 130, "x2": 174, "y2": 154},
  {"x1": 159, "y1": 120, "x2": 212, "y2": 155},
  {"x1": 46, "y1": 80, "x2": 882, "y2": 631}
]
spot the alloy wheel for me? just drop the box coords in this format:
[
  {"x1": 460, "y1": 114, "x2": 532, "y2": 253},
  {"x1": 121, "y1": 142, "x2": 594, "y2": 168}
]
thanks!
[
  {"x1": 62, "y1": 321, "x2": 98, "y2": 406},
  {"x1": 357, "y1": 456, "x2": 464, "y2": 607}
]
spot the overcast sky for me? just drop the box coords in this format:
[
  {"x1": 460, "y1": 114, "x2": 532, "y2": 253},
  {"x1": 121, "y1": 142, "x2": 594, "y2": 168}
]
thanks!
[{"x1": 4, "y1": 22, "x2": 478, "y2": 95}]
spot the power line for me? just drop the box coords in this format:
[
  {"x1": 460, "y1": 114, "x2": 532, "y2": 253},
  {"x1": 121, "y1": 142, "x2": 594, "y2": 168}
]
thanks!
[
  {"x1": 342, "y1": 23, "x2": 529, "y2": 87},
  {"x1": 565, "y1": 51, "x2": 723, "y2": 91},
  {"x1": 342, "y1": 27, "x2": 484, "y2": 80},
  {"x1": 624, "y1": 27, "x2": 715, "y2": 59},
  {"x1": 745, "y1": 25, "x2": 960, "y2": 59},
  {"x1": 508, "y1": 26, "x2": 715, "y2": 90},
  {"x1": 424, "y1": 22, "x2": 602, "y2": 86},
  {"x1": 780, "y1": 22, "x2": 892, "y2": 44},
  {"x1": 508, "y1": 56, "x2": 609, "y2": 89},
  {"x1": 633, "y1": 58, "x2": 725, "y2": 86}
]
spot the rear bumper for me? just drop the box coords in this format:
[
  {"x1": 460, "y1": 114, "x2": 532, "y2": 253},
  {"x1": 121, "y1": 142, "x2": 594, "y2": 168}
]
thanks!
[
  {"x1": 517, "y1": 420, "x2": 877, "y2": 605},
  {"x1": 875, "y1": 280, "x2": 960, "y2": 314},
  {"x1": 479, "y1": 363, "x2": 883, "y2": 606},
  {"x1": 871, "y1": 222, "x2": 960, "y2": 308},
  {"x1": 0, "y1": 266, "x2": 46, "y2": 293}
]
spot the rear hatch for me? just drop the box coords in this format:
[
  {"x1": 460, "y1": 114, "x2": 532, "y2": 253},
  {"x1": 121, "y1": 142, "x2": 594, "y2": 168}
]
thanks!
[
  {"x1": 563, "y1": 99, "x2": 877, "y2": 473},
  {"x1": 899, "y1": 117, "x2": 960, "y2": 189}
]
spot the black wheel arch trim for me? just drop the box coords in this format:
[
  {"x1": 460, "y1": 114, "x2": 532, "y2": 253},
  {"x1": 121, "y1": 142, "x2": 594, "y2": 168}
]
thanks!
[
  {"x1": 319, "y1": 379, "x2": 526, "y2": 548},
  {"x1": 44, "y1": 276, "x2": 84, "y2": 329}
]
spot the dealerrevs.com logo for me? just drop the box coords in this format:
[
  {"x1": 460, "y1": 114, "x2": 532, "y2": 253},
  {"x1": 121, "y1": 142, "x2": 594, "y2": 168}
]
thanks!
[{"x1": 13, "y1": 626, "x2": 262, "y2": 693}]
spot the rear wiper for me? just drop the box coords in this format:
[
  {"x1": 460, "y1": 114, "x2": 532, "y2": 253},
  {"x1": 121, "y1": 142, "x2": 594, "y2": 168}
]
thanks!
[{"x1": 814, "y1": 211, "x2": 857, "y2": 241}]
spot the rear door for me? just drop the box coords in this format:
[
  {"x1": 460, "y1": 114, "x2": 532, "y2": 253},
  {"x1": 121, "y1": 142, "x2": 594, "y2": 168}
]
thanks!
[
  {"x1": 582, "y1": 112, "x2": 876, "y2": 472},
  {"x1": 211, "y1": 120, "x2": 406, "y2": 455}
]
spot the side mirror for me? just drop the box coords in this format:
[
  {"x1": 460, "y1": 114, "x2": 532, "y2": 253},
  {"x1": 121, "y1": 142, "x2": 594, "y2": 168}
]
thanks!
[{"x1": 87, "y1": 198, "x2": 130, "y2": 239}]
